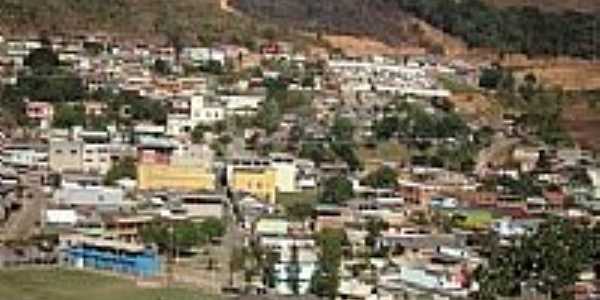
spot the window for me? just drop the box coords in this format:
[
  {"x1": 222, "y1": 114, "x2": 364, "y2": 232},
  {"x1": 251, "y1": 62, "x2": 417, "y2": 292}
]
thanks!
[
  {"x1": 55, "y1": 149, "x2": 63, "y2": 154},
  {"x1": 70, "y1": 150, "x2": 78, "y2": 155}
]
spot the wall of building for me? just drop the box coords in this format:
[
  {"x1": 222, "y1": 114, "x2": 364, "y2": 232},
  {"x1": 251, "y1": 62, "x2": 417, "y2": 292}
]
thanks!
[
  {"x1": 49, "y1": 141, "x2": 84, "y2": 172},
  {"x1": 137, "y1": 164, "x2": 215, "y2": 191},
  {"x1": 230, "y1": 168, "x2": 277, "y2": 203}
]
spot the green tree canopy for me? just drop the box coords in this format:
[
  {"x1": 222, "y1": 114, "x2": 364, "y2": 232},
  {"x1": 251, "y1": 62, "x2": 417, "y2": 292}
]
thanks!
[
  {"x1": 320, "y1": 176, "x2": 354, "y2": 204},
  {"x1": 311, "y1": 228, "x2": 346, "y2": 299},
  {"x1": 476, "y1": 217, "x2": 600, "y2": 300},
  {"x1": 362, "y1": 166, "x2": 398, "y2": 189},
  {"x1": 24, "y1": 47, "x2": 60, "y2": 70},
  {"x1": 53, "y1": 103, "x2": 85, "y2": 128},
  {"x1": 104, "y1": 157, "x2": 137, "y2": 185}
]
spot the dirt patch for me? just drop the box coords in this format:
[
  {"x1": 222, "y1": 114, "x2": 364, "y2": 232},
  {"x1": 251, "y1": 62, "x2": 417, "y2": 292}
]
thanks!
[
  {"x1": 448, "y1": 92, "x2": 505, "y2": 126},
  {"x1": 501, "y1": 55, "x2": 600, "y2": 91},
  {"x1": 323, "y1": 34, "x2": 425, "y2": 57},
  {"x1": 561, "y1": 100, "x2": 600, "y2": 151}
]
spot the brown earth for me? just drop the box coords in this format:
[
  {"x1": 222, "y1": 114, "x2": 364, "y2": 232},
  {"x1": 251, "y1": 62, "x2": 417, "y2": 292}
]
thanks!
[
  {"x1": 561, "y1": 100, "x2": 600, "y2": 151},
  {"x1": 500, "y1": 55, "x2": 600, "y2": 91},
  {"x1": 323, "y1": 35, "x2": 426, "y2": 57},
  {"x1": 448, "y1": 92, "x2": 505, "y2": 126}
]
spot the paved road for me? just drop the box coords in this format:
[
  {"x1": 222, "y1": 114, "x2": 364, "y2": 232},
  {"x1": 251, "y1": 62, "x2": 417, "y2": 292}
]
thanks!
[{"x1": 1, "y1": 170, "x2": 47, "y2": 241}]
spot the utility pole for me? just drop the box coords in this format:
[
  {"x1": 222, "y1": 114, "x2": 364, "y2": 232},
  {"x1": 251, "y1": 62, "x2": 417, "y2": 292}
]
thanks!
[{"x1": 167, "y1": 221, "x2": 174, "y2": 288}]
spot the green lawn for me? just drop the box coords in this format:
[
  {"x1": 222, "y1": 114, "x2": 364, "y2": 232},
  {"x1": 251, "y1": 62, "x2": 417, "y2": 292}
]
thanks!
[
  {"x1": 277, "y1": 189, "x2": 318, "y2": 207},
  {"x1": 0, "y1": 268, "x2": 215, "y2": 300}
]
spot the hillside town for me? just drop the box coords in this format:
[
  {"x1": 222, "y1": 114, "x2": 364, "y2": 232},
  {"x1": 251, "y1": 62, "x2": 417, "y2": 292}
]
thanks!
[{"x1": 0, "y1": 32, "x2": 600, "y2": 300}]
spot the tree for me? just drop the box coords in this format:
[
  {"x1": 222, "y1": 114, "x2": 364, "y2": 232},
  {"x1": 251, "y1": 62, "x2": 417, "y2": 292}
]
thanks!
[
  {"x1": 199, "y1": 217, "x2": 226, "y2": 241},
  {"x1": 299, "y1": 142, "x2": 332, "y2": 166},
  {"x1": 479, "y1": 67, "x2": 503, "y2": 89},
  {"x1": 200, "y1": 60, "x2": 224, "y2": 75},
  {"x1": 363, "y1": 166, "x2": 398, "y2": 189},
  {"x1": 330, "y1": 142, "x2": 361, "y2": 171},
  {"x1": 53, "y1": 103, "x2": 85, "y2": 128},
  {"x1": 374, "y1": 116, "x2": 399, "y2": 140},
  {"x1": 311, "y1": 228, "x2": 346, "y2": 299},
  {"x1": 104, "y1": 157, "x2": 137, "y2": 185},
  {"x1": 191, "y1": 124, "x2": 209, "y2": 144},
  {"x1": 24, "y1": 47, "x2": 59, "y2": 70},
  {"x1": 320, "y1": 176, "x2": 354, "y2": 204},
  {"x1": 153, "y1": 58, "x2": 171, "y2": 75},
  {"x1": 229, "y1": 247, "x2": 246, "y2": 287},
  {"x1": 255, "y1": 96, "x2": 281, "y2": 133},
  {"x1": 330, "y1": 116, "x2": 354, "y2": 142},
  {"x1": 365, "y1": 218, "x2": 387, "y2": 251},
  {"x1": 141, "y1": 221, "x2": 209, "y2": 254},
  {"x1": 285, "y1": 201, "x2": 314, "y2": 221},
  {"x1": 476, "y1": 217, "x2": 600, "y2": 300}
]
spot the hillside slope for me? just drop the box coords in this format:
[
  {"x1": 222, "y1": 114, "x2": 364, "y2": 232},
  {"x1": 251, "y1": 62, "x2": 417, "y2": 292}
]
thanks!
[
  {"x1": 230, "y1": 0, "x2": 419, "y2": 47},
  {"x1": 0, "y1": 0, "x2": 286, "y2": 46},
  {"x1": 484, "y1": 0, "x2": 600, "y2": 13}
]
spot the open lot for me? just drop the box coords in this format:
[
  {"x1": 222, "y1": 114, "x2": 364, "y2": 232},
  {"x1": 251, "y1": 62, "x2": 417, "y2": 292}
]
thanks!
[{"x1": 0, "y1": 268, "x2": 216, "y2": 300}]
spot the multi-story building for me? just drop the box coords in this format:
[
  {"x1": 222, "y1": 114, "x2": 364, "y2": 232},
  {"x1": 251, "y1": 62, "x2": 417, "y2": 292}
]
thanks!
[
  {"x1": 167, "y1": 95, "x2": 225, "y2": 136},
  {"x1": 0, "y1": 144, "x2": 48, "y2": 170},
  {"x1": 49, "y1": 141, "x2": 84, "y2": 173},
  {"x1": 269, "y1": 153, "x2": 298, "y2": 193},
  {"x1": 59, "y1": 233, "x2": 160, "y2": 277},
  {"x1": 137, "y1": 164, "x2": 216, "y2": 191},
  {"x1": 228, "y1": 157, "x2": 277, "y2": 203}
]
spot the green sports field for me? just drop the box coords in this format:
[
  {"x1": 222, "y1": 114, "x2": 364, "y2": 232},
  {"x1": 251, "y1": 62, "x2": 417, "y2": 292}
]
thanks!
[{"x1": 0, "y1": 268, "x2": 215, "y2": 300}]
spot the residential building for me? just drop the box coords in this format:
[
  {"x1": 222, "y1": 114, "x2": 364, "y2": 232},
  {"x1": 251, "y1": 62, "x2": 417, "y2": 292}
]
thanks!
[
  {"x1": 259, "y1": 236, "x2": 318, "y2": 295},
  {"x1": 228, "y1": 158, "x2": 277, "y2": 203},
  {"x1": 178, "y1": 193, "x2": 228, "y2": 220},
  {"x1": 25, "y1": 101, "x2": 54, "y2": 129},
  {"x1": 0, "y1": 144, "x2": 48, "y2": 170},
  {"x1": 53, "y1": 185, "x2": 125, "y2": 210},
  {"x1": 137, "y1": 164, "x2": 216, "y2": 191},
  {"x1": 49, "y1": 141, "x2": 84, "y2": 173},
  {"x1": 167, "y1": 95, "x2": 225, "y2": 136},
  {"x1": 59, "y1": 233, "x2": 160, "y2": 277},
  {"x1": 269, "y1": 153, "x2": 298, "y2": 193}
]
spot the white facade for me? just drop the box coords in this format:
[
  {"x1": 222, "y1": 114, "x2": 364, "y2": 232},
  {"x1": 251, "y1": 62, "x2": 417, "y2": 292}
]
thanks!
[
  {"x1": 82, "y1": 143, "x2": 113, "y2": 175},
  {"x1": 1, "y1": 146, "x2": 47, "y2": 169},
  {"x1": 259, "y1": 236, "x2": 318, "y2": 295},
  {"x1": 270, "y1": 153, "x2": 298, "y2": 193},
  {"x1": 167, "y1": 95, "x2": 225, "y2": 136},
  {"x1": 588, "y1": 168, "x2": 600, "y2": 199}
]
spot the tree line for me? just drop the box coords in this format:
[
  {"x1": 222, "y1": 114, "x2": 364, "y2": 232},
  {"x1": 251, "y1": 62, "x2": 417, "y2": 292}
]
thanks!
[{"x1": 393, "y1": 0, "x2": 600, "y2": 59}]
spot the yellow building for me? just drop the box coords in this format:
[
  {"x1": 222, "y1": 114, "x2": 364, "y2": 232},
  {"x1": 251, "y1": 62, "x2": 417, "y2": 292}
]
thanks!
[
  {"x1": 137, "y1": 164, "x2": 216, "y2": 191},
  {"x1": 230, "y1": 167, "x2": 277, "y2": 203}
]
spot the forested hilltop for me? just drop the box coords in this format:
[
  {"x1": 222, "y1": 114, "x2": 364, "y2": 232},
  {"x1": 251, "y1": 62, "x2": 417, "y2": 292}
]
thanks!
[{"x1": 393, "y1": 0, "x2": 600, "y2": 59}]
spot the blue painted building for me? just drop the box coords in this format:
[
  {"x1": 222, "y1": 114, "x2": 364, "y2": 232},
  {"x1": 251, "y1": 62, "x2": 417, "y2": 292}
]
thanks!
[{"x1": 59, "y1": 234, "x2": 160, "y2": 277}]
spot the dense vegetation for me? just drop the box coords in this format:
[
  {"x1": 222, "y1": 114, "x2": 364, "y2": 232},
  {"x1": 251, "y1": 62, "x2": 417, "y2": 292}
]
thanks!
[
  {"x1": 476, "y1": 218, "x2": 600, "y2": 300},
  {"x1": 393, "y1": 0, "x2": 600, "y2": 58}
]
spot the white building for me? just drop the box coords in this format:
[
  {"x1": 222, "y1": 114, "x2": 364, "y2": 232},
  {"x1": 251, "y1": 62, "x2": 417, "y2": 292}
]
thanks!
[
  {"x1": 167, "y1": 95, "x2": 225, "y2": 136},
  {"x1": 269, "y1": 153, "x2": 298, "y2": 193},
  {"x1": 182, "y1": 47, "x2": 226, "y2": 67},
  {"x1": 259, "y1": 236, "x2": 318, "y2": 295}
]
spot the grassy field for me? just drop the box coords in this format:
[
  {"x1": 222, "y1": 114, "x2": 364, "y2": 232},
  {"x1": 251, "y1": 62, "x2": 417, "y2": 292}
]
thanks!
[{"x1": 0, "y1": 268, "x2": 215, "y2": 300}]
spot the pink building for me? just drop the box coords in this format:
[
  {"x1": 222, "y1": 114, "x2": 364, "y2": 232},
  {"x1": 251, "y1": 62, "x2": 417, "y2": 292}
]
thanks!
[{"x1": 26, "y1": 101, "x2": 54, "y2": 129}]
